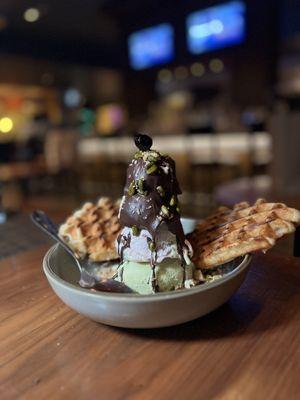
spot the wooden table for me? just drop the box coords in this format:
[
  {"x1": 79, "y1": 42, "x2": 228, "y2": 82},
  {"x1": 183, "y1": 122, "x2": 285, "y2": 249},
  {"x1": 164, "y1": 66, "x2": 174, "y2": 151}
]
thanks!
[{"x1": 1, "y1": 247, "x2": 300, "y2": 400}]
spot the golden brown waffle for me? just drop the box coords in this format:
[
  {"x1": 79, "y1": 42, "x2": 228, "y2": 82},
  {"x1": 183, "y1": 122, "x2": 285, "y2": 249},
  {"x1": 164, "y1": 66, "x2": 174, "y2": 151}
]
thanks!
[
  {"x1": 188, "y1": 199, "x2": 300, "y2": 269},
  {"x1": 59, "y1": 197, "x2": 121, "y2": 262}
]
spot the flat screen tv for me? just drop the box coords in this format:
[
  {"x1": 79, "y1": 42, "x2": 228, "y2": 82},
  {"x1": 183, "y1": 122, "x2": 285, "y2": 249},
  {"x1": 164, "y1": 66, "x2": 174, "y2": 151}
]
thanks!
[
  {"x1": 187, "y1": 1, "x2": 246, "y2": 55},
  {"x1": 128, "y1": 23, "x2": 174, "y2": 70}
]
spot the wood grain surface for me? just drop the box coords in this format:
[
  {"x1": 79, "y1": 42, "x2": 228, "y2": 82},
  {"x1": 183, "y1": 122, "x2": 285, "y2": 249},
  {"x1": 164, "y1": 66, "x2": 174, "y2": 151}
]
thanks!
[{"x1": 1, "y1": 247, "x2": 300, "y2": 400}]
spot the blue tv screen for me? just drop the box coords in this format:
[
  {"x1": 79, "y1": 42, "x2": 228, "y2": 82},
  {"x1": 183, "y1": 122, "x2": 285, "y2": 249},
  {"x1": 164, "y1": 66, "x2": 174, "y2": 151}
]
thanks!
[
  {"x1": 187, "y1": 1, "x2": 246, "y2": 55},
  {"x1": 128, "y1": 23, "x2": 174, "y2": 70}
]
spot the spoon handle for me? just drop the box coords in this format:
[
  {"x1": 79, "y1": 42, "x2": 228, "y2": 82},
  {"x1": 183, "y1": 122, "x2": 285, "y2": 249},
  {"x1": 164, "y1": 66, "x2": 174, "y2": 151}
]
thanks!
[{"x1": 31, "y1": 210, "x2": 79, "y2": 262}]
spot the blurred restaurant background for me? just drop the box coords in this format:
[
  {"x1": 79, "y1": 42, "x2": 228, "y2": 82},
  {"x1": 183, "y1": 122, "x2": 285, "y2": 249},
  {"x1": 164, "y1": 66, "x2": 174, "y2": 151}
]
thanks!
[{"x1": 0, "y1": 0, "x2": 299, "y2": 232}]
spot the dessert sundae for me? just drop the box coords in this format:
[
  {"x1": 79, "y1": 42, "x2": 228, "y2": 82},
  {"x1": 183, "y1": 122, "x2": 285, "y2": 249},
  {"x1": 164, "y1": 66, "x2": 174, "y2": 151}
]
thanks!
[
  {"x1": 116, "y1": 134, "x2": 195, "y2": 294},
  {"x1": 57, "y1": 134, "x2": 300, "y2": 295}
]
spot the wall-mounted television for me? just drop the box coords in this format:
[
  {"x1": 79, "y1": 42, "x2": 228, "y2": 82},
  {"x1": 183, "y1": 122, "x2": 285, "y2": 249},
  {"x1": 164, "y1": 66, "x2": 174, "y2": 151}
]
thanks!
[
  {"x1": 128, "y1": 23, "x2": 174, "y2": 70},
  {"x1": 187, "y1": 1, "x2": 246, "y2": 55}
]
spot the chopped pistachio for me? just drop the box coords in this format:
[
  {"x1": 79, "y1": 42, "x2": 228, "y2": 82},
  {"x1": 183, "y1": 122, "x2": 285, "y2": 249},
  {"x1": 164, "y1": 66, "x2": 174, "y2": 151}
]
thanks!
[
  {"x1": 146, "y1": 163, "x2": 157, "y2": 174},
  {"x1": 137, "y1": 178, "x2": 147, "y2": 195},
  {"x1": 128, "y1": 180, "x2": 136, "y2": 196},
  {"x1": 147, "y1": 156, "x2": 156, "y2": 163},
  {"x1": 156, "y1": 186, "x2": 165, "y2": 197},
  {"x1": 170, "y1": 195, "x2": 177, "y2": 206},
  {"x1": 161, "y1": 205, "x2": 170, "y2": 217},
  {"x1": 148, "y1": 153, "x2": 160, "y2": 162},
  {"x1": 132, "y1": 225, "x2": 140, "y2": 236},
  {"x1": 148, "y1": 240, "x2": 156, "y2": 252},
  {"x1": 134, "y1": 150, "x2": 144, "y2": 160},
  {"x1": 134, "y1": 151, "x2": 143, "y2": 159}
]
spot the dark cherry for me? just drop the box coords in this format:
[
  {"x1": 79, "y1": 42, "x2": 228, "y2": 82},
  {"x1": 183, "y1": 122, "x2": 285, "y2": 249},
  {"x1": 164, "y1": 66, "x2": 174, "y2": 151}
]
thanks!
[{"x1": 134, "y1": 133, "x2": 152, "y2": 151}]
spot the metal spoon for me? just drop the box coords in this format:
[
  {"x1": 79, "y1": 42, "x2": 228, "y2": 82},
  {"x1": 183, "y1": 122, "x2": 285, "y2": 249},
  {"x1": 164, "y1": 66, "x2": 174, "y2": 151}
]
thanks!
[{"x1": 31, "y1": 210, "x2": 133, "y2": 293}]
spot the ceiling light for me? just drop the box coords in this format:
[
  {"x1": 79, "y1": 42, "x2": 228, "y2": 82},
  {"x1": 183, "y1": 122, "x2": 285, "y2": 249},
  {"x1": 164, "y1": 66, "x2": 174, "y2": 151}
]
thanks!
[
  {"x1": 209, "y1": 58, "x2": 224, "y2": 73},
  {"x1": 24, "y1": 8, "x2": 40, "y2": 23},
  {"x1": 190, "y1": 62, "x2": 205, "y2": 77},
  {"x1": 0, "y1": 117, "x2": 13, "y2": 133},
  {"x1": 64, "y1": 88, "x2": 82, "y2": 108}
]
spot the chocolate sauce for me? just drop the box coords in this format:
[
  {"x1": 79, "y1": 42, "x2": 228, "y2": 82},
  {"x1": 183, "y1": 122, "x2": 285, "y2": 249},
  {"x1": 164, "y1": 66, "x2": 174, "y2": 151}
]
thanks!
[
  {"x1": 117, "y1": 232, "x2": 132, "y2": 282},
  {"x1": 149, "y1": 236, "x2": 160, "y2": 291},
  {"x1": 117, "y1": 134, "x2": 189, "y2": 292},
  {"x1": 90, "y1": 280, "x2": 133, "y2": 293},
  {"x1": 117, "y1": 232, "x2": 131, "y2": 261},
  {"x1": 119, "y1": 156, "x2": 185, "y2": 246}
]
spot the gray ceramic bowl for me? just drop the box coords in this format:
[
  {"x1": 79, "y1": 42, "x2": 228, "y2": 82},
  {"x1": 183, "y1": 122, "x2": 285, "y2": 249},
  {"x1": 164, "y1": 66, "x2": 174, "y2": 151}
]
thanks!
[{"x1": 43, "y1": 218, "x2": 251, "y2": 328}]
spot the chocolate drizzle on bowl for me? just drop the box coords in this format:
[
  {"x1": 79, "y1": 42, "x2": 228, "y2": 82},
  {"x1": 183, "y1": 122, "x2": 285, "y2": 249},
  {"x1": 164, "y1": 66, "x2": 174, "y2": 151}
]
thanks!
[{"x1": 117, "y1": 133, "x2": 189, "y2": 292}]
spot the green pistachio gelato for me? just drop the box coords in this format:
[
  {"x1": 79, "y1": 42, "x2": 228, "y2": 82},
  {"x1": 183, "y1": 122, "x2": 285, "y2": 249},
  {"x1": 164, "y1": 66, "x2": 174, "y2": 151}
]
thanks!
[{"x1": 117, "y1": 259, "x2": 194, "y2": 294}]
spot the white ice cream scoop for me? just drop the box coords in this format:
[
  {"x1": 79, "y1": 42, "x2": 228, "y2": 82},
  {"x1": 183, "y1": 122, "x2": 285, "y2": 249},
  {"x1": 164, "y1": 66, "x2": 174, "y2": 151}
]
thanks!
[{"x1": 117, "y1": 224, "x2": 190, "y2": 264}]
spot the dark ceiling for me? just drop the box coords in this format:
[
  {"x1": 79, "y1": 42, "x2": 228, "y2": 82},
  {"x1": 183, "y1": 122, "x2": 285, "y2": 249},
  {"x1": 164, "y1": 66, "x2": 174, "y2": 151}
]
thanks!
[
  {"x1": 0, "y1": 0, "x2": 210, "y2": 67},
  {"x1": 0, "y1": 0, "x2": 121, "y2": 66},
  {"x1": 0, "y1": 0, "x2": 192, "y2": 41},
  {"x1": 0, "y1": 0, "x2": 293, "y2": 68}
]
